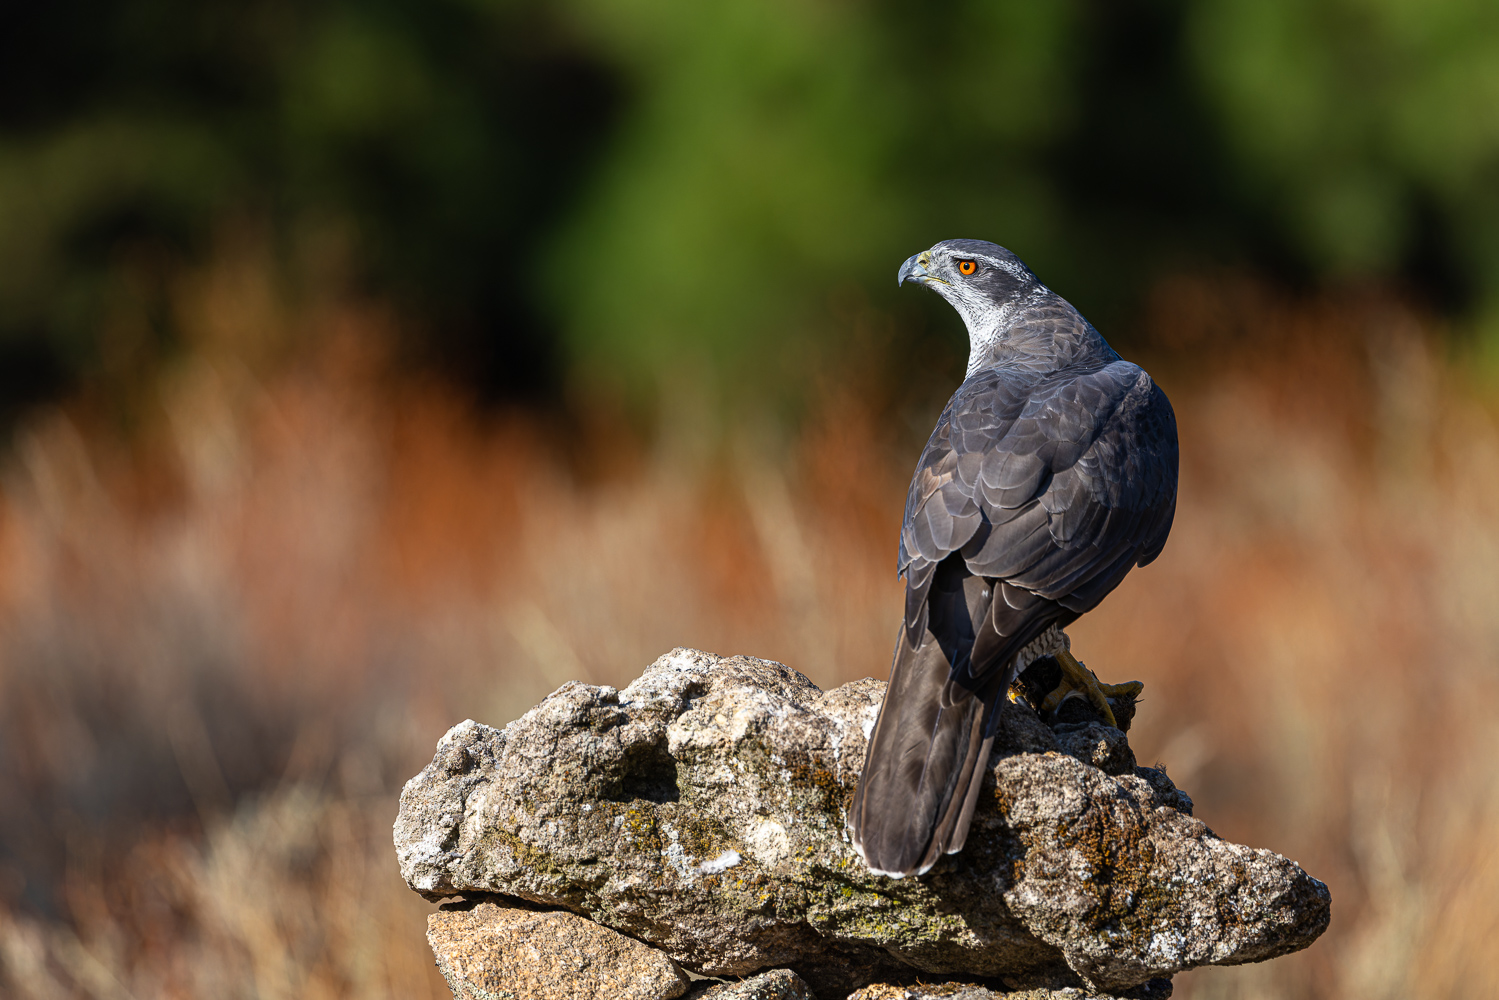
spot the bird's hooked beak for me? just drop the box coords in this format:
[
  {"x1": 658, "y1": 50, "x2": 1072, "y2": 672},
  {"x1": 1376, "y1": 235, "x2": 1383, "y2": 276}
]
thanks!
[{"x1": 898, "y1": 250, "x2": 945, "y2": 287}]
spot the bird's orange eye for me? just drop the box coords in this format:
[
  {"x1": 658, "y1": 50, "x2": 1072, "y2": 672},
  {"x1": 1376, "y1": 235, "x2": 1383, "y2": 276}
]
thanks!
[{"x1": 958, "y1": 259, "x2": 978, "y2": 276}]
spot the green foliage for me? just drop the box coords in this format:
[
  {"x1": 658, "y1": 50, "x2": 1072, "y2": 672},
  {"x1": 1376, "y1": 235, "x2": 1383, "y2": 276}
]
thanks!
[
  {"x1": 5, "y1": 0, "x2": 1499, "y2": 410},
  {"x1": 1189, "y1": 0, "x2": 1499, "y2": 302},
  {"x1": 0, "y1": 0, "x2": 616, "y2": 398},
  {"x1": 549, "y1": 0, "x2": 1078, "y2": 396}
]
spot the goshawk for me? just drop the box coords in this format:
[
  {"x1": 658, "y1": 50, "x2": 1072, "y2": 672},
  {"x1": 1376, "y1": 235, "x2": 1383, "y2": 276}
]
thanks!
[{"x1": 847, "y1": 240, "x2": 1179, "y2": 878}]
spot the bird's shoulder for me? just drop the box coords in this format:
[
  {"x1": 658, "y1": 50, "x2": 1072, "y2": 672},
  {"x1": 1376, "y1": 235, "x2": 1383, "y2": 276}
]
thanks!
[
  {"x1": 898, "y1": 358, "x2": 1175, "y2": 572},
  {"x1": 921, "y1": 357, "x2": 1152, "y2": 471}
]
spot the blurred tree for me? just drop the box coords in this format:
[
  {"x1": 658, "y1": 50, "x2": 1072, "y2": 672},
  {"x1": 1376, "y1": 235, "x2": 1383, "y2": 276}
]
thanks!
[
  {"x1": 550, "y1": 0, "x2": 1080, "y2": 408},
  {"x1": 1189, "y1": 0, "x2": 1499, "y2": 329},
  {"x1": 553, "y1": 0, "x2": 1499, "y2": 402},
  {"x1": 3, "y1": 0, "x2": 1499, "y2": 424},
  {"x1": 0, "y1": 0, "x2": 620, "y2": 406}
]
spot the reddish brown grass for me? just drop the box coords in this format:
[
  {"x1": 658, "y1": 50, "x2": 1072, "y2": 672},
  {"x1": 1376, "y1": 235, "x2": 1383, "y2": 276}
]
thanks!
[{"x1": 1, "y1": 275, "x2": 1497, "y2": 998}]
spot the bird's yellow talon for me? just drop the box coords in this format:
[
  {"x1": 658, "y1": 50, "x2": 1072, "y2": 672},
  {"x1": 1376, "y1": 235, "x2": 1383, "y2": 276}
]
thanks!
[
  {"x1": 1098, "y1": 678, "x2": 1144, "y2": 700},
  {"x1": 1042, "y1": 649, "x2": 1140, "y2": 730}
]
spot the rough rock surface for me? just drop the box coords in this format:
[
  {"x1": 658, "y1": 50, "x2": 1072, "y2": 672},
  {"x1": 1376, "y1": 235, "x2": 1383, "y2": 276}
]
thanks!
[
  {"x1": 426, "y1": 899, "x2": 689, "y2": 1000},
  {"x1": 847, "y1": 981, "x2": 1171, "y2": 1000},
  {"x1": 688, "y1": 969, "x2": 816, "y2": 999},
  {"x1": 397, "y1": 648, "x2": 1329, "y2": 995}
]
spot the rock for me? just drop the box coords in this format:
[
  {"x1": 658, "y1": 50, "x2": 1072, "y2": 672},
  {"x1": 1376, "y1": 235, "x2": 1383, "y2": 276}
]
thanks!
[
  {"x1": 847, "y1": 979, "x2": 1172, "y2": 1000},
  {"x1": 687, "y1": 968, "x2": 815, "y2": 998},
  {"x1": 426, "y1": 899, "x2": 690, "y2": 1000},
  {"x1": 1050, "y1": 723, "x2": 1136, "y2": 776},
  {"x1": 396, "y1": 648, "x2": 1329, "y2": 995},
  {"x1": 1129, "y1": 766, "x2": 1194, "y2": 817}
]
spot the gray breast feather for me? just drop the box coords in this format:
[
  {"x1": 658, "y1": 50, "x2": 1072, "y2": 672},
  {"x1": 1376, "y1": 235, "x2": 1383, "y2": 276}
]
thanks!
[{"x1": 898, "y1": 360, "x2": 1178, "y2": 629}]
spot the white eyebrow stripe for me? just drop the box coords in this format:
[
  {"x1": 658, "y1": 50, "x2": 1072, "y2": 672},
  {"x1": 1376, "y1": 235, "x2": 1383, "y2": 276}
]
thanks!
[{"x1": 940, "y1": 249, "x2": 1009, "y2": 269}]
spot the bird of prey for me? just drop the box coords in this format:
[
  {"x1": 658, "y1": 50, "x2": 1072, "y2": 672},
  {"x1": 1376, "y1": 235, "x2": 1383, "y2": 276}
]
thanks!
[{"x1": 847, "y1": 240, "x2": 1179, "y2": 878}]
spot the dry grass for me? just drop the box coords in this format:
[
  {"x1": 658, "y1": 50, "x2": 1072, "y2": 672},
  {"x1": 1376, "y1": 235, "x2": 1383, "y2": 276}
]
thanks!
[{"x1": 2, "y1": 274, "x2": 1498, "y2": 998}]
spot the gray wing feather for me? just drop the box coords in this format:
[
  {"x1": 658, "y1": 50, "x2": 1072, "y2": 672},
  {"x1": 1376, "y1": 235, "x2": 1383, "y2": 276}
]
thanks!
[{"x1": 899, "y1": 359, "x2": 1178, "y2": 672}]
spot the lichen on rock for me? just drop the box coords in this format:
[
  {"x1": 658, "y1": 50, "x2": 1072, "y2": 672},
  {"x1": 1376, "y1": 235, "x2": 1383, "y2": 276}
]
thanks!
[
  {"x1": 395, "y1": 648, "x2": 1329, "y2": 995},
  {"x1": 688, "y1": 968, "x2": 817, "y2": 999}
]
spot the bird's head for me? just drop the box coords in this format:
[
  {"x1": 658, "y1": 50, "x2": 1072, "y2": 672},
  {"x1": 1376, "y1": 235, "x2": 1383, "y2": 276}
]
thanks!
[{"x1": 898, "y1": 239, "x2": 1042, "y2": 339}]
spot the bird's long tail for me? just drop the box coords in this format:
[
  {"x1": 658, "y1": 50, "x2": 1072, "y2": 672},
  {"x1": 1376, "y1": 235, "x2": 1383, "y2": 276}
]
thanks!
[{"x1": 846, "y1": 623, "x2": 1002, "y2": 877}]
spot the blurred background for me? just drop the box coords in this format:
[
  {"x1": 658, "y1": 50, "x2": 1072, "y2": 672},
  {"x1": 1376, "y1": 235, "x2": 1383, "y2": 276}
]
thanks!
[{"x1": 2, "y1": 0, "x2": 1499, "y2": 996}]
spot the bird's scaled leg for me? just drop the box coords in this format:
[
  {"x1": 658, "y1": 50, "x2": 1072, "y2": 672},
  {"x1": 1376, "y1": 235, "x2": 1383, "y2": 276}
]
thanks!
[{"x1": 1038, "y1": 650, "x2": 1143, "y2": 729}]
